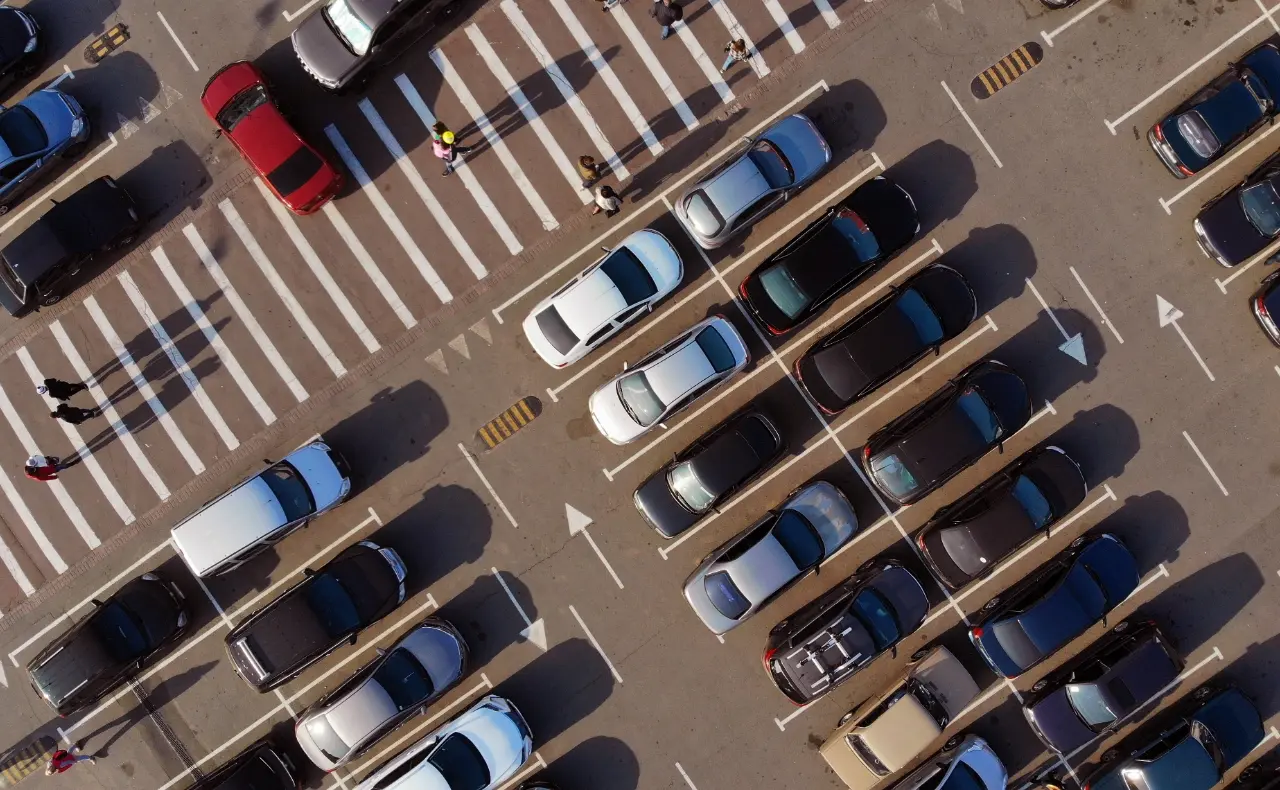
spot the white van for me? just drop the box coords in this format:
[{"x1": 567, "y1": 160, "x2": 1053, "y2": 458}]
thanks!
[{"x1": 172, "y1": 440, "x2": 352, "y2": 577}]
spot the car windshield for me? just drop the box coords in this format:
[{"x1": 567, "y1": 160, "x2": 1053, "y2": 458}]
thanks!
[
  {"x1": 758, "y1": 263, "x2": 810, "y2": 319},
  {"x1": 941, "y1": 762, "x2": 988, "y2": 790},
  {"x1": 772, "y1": 511, "x2": 823, "y2": 568},
  {"x1": 668, "y1": 461, "x2": 715, "y2": 512},
  {"x1": 325, "y1": 0, "x2": 374, "y2": 55},
  {"x1": 956, "y1": 389, "x2": 1000, "y2": 443},
  {"x1": 305, "y1": 715, "x2": 351, "y2": 762},
  {"x1": 304, "y1": 572, "x2": 362, "y2": 638},
  {"x1": 704, "y1": 570, "x2": 751, "y2": 619},
  {"x1": 1240, "y1": 180, "x2": 1280, "y2": 237},
  {"x1": 600, "y1": 248, "x2": 658, "y2": 304},
  {"x1": 831, "y1": 208, "x2": 882, "y2": 263},
  {"x1": 1177, "y1": 112, "x2": 1221, "y2": 159},
  {"x1": 372, "y1": 648, "x2": 435, "y2": 710},
  {"x1": 695, "y1": 326, "x2": 737, "y2": 373},
  {"x1": 1067, "y1": 683, "x2": 1118, "y2": 728},
  {"x1": 428, "y1": 734, "x2": 491, "y2": 790},
  {"x1": 0, "y1": 106, "x2": 47, "y2": 157},
  {"x1": 1011, "y1": 475, "x2": 1053, "y2": 528},
  {"x1": 261, "y1": 461, "x2": 315, "y2": 521},
  {"x1": 216, "y1": 85, "x2": 269, "y2": 132},
  {"x1": 871, "y1": 453, "x2": 918, "y2": 499},
  {"x1": 617, "y1": 371, "x2": 665, "y2": 427},
  {"x1": 851, "y1": 588, "x2": 900, "y2": 650},
  {"x1": 897, "y1": 288, "x2": 945, "y2": 344},
  {"x1": 747, "y1": 139, "x2": 794, "y2": 188},
  {"x1": 89, "y1": 601, "x2": 149, "y2": 662}
]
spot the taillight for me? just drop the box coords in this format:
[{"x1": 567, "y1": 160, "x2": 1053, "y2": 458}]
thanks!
[
  {"x1": 1177, "y1": 163, "x2": 1195, "y2": 177},
  {"x1": 762, "y1": 647, "x2": 777, "y2": 673},
  {"x1": 738, "y1": 279, "x2": 751, "y2": 300},
  {"x1": 1153, "y1": 124, "x2": 1165, "y2": 142},
  {"x1": 916, "y1": 532, "x2": 927, "y2": 550},
  {"x1": 863, "y1": 446, "x2": 872, "y2": 461},
  {"x1": 1258, "y1": 297, "x2": 1270, "y2": 319},
  {"x1": 971, "y1": 626, "x2": 984, "y2": 638}
]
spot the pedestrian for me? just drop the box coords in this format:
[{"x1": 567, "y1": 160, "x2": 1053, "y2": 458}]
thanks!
[
  {"x1": 24, "y1": 455, "x2": 61, "y2": 482},
  {"x1": 597, "y1": 0, "x2": 623, "y2": 10},
  {"x1": 577, "y1": 155, "x2": 604, "y2": 189},
  {"x1": 45, "y1": 745, "x2": 95, "y2": 775},
  {"x1": 650, "y1": 0, "x2": 682, "y2": 39},
  {"x1": 591, "y1": 184, "x2": 622, "y2": 218},
  {"x1": 721, "y1": 39, "x2": 750, "y2": 74},
  {"x1": 37, "y1": 378, "x2": 87, "y2": 402},
  {"x1": 430, "y1": 120, "x2": 450, "y2": 142},
  {"x1": 433, "y1": 130, "x2": 473, "y2": 177},
  {"x1": 51, "y1": 404, "x2": 96, "y2": 425}
]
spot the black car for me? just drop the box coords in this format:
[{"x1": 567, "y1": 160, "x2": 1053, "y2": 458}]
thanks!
[
  {"x1": 763, "y1": 558, "x2": 929, "y2": 705},
  {"x1": 1084, "y1": 687, "x2": 1264, "y2": 790},
  {"x1": 1252, "y1": 269, "x2": 1280, "y2": 346},
  {"x1": 1023, "y1": 619, "x2": 1183, "y2": 755},
  {"x1": 970, "y1": 533, "x2": 1139, "y2": 679},
  {"x1": 1195, "y1": 149, "x2": 1280, "y2": 267},
  {"x1": 27, "y1": 572, "x2": 188, "y2": 716},
  {"x1": 192, "y1": 737, "x2": 299, "y2": 790},
  {"x1": 739, "y1": 175, "x2": 920, "y2": 335},
  {"x1": 1149, "y1": 42, "x2": 1280, "y2": 178},
  {"x1": 861, "y1": 358, "x2": 1033, "y2": 506},
  {"x1": 0, "y1": 175, "x2": 141, "y2": 315},
  {"x1": 0, "y1": 7, "x2": 43, "y2": 97},
  {"x1": 918, "y1": 446, "x2": 1088, "y2": 591},
  {"x1": 796, "y1": 264, "x2": 977, "y2": 414},
  {"x1": 633, "y1": 408, "x2": 784, "y2": 538},
  {"x1": 225, "y1": 540, "x2": 406, "y2": 692}
]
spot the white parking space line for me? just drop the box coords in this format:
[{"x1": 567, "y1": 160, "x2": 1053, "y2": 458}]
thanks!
[
  {"x1": 118, "y1": 271, "x2": 240, "y2": 452},
  {"x1": 1069, "y1": 266, "x2": 1124, "y2": 344},
  {"x1": 220, "y1": 200, "x2": 347, "y2": 378},
  {"x1": 602, "y1": 6, "x2": 700, "y2": 130},
  {"x1": 458, "y1": 443, "x2": 518, "y2": 528},
  {"x1": 182, "y1": 227, "x2": 310, "y2": 402},
  {"x1": 942, "y1": 81, "x2": 1003, "y2": 168},
  {"x1": 0, "y1": 133, "x2": 117, "y2": 236},
  {"x1": 812, "y1": 0, "x2": 841, "y2": 28},
  {"x1": 1256, "y1": 0, "x2": 1280, "y2": 32},
  {"x1": 1183, "y1": 430, "x2": 1229, "y2": 496},
  {"x1": 570, "y1": 604, "x2": 623, "y2": 683},
  {"x1": 322, "y1": 203, "x2": 417, "y2": 330},
  {"x1": 467, "y1": 25, "x2": 593, "y2": 204},
  {"x1": 1159, "y1": 121, "x2": 1280, "y2": 214},
  {"x1": 491, "y1": 80, "x2": 830, "y2": 322},
  {"x1": 676, "y1": 763, "x2": 702, "y2": 790},
  {"x1": 155, "y1": 11, "x2": 198, "y2": 71},
  {"x1": 544, "y1": 0, "x2": 663, "y2": 157},
  {"x1": 762, "y1": 0, "x2": 806, "y2": 53},
  {"x1": 326, "y1": 123, "x2": 461, "y2": 296},
  {"x1": 281, "y1": 0, "x2": 320, "y2": 20},
  {"x1": 0, "y1": 475, "x2": 36, "y2": 594},
  {"x1": 501, "y1": 0, "x2": 632, "y2": 181},
  {"x1": 1126, "y1": 563, "x2": 1170, "y2": 602},
  {"x1": 1214, "y1": 239, "x2": 1280, "y2": 293},
  {"x1": 1104, "y1": 1, "x2": 1280, "y2": 134},
  {"x1": 707, "y1": 0, "x2": 769, "y2": 78},
  {"x1": 773, "y1": 700, "x2": 816, "y2": 731},
  {"x1": 49, "y1": 320, "x2": 172, "y2": 499},
  {"x1": 672, "y1": 21, "x2": 735, "y2": 105},
  {"x1": 1041, "y1": 0, "x2": 1112, "y2": 47},
  {"x1": 431, "y1": 49, "x2": 560, "y2": 230},
  {"x1": 17, "y1": 348, "x2": 133, "y2": 525},
  {"x1": 83, "y1": 296, "x2": 205, "y2": 474},
  {"x1": 254, "y1": 180, "x2": 381, "y2": 354},
  {"x1": 496, "y1": 754, "x2": 547, "y2": 790}
]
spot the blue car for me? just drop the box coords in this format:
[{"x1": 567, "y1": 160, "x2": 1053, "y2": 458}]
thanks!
[
  {"x1": 969, "y1": 533, "x2": 1139, "y2": 679},
  {"x1": 1083, "y1": 687, "x2": 1264, "y2": 790},
  {"x1": 1149, "y1": 42, "x2": 1280, "y2": 178},
  {"x1": 0, "y1": 88, "x2": 90, "y2": 213}
]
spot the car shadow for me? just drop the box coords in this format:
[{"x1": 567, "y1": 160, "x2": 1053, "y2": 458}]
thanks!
[
  {"x1": 492, "y1": 638, "x2": 616, "y2": 746},
  {"x1": 984, "y1": 308, "x2": 1105, "y2": 405},
  {"x1": 884, "y1": 141, "x2": 978, "y2": 237},
  {"x1": 323, "y1": 379, "x2": 450, "y2": 495},
  {"x1": 538, "y1": 735, "x2": 641, "y2": 790},
  {"x1": 372, "y1": 484, "x2": 492, "y2": 598},
  {"x1": 940, "y1": 224, "x2": 1038, "y2": 313},
  {"x1": 1218, "y1": 631, "x2": 1280, "y2": 723},
  {"x1": 76, "y1": 661, "x2": 218, "y2": 757},
  {"x1": 435, "y1": 570, "x2": 540, "y2": 668},
  {"x1": 1046, "y1": 404, "x2": 1141, "y2": 489},
  {"x1": 1096, "y1": 490, "x2": 1191, "y2": 571},
  {"x1": 1139, "y1": 553, "x2": 1265, "y2": 657}
]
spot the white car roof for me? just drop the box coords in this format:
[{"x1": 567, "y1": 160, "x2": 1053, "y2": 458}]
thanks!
[
  {"x1": 325, "y1": 682, "x2": 400, "y2": 752},
  {"x1": 554, "y1": 267, "x2": 627, "y2": 338},
  {"x1": 644, "y1": 341, "x2": 716, "y2": 404},
  {"x1": 722, "y1": 534, "x2": 799, "y2": 605}
]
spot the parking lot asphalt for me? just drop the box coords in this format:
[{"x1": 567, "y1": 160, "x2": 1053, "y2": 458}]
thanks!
[{"x1": 2, "y1": 0, "x2": 1280, "y2": 788}]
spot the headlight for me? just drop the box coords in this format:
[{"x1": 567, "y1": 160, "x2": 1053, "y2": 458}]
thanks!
[
  {"x1": 23, "y1": 36, "x2": 36, "y2": 54},
  {"x1": 68, "y1": 117, "x2": 84, "y2": 138}
]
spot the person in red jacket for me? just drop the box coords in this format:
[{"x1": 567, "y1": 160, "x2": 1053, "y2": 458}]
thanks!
[
  {"x1": 24, "y1": 455, "x2": 62, "y2": 481},
  {"x1": 45, "y1": 745, "x2": 95, "y2": 774}
]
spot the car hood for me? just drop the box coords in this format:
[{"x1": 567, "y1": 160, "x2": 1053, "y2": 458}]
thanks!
[
  {"x1": 1027, "y1": 688, "x2": 1097, "y2": 753},
  {"x1": 287, "y1": 441, "x2": 348, "y2": 510},
  {"x1": 1197, "y1": 191, "x2": 1270, "y2": 265},
  {"x1": 589, "y1": 382, "x2": 643, "y2": 444},
  {"x1": 455, "y1": 704, "x2": 530, "y2": 782},
  {"x1": 623, "y1": 228, "x2": 683, "y2": 292},
  {"x1": 292, "y1": 9, "x2": 362, "y2": 88},
  {"x1": 783, "y1": 480, "x2": 858, "y2": 554},
  {"x1": 844, "y1": 176, "x2": 920, "y2": 252},
  {"x1": 762, "y1": 114, "x2": 830, "y2": 183},
  {"x1": 21, "y1": 89, "x2": 78, "y2": 145},
  {"x1": 1195, "y1": 688, "x2": 1264, "y2": 766},
  {"x1": 634, "y1": 471, "x2": 697, "y2": 538}
]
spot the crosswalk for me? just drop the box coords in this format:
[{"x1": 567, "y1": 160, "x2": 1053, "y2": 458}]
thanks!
[{"x1": 0, "y1": 0, "x2": 853, "y2": 610}]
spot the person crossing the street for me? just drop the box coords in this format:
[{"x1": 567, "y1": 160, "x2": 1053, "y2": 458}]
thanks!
[
  {"x1": 433, "y1": 130, "x2": 474, "y2": 177},
  {"x1": 45, "y1": 745, "x2": 95, "y2": 774},
  {"x1": 24, "y1": 455, "x2": 62, "y2": 482},
  {"x1": 577, "y1": 155, "x2": 604, "y2": 189},
  {"x1": 591, "y1": 184, "x2": 622, "y2": 218},
  {"x1": 37, "y1": 378, "x2": 87, "y2": 402},
  {"x1": 651, "y1": 0, "x2": 683, "y2": 39},
  {"x1": 721, "y1": 39, "x2": 751, "y2": 74}
]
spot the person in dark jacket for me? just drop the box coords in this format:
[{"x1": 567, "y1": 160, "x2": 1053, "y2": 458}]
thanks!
[
  {"x1": 652, "y1": 0, "x2": 682, "y2": 39},
  {"x1": 37, "y1": 379, "x2": 87, "y2": 402}
]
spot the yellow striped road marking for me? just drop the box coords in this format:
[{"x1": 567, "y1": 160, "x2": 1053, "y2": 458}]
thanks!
[
  {"x1": 971, "y1": 41, "x2": 1044, "y2": 99},
  {"x1": 474, "y1": 397, "x2": 542, "y2": 451}
]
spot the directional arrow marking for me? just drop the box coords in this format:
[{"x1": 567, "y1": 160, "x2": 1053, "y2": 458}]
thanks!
[
  {"x1": 1026, "y1": 278, "x2": 1086, "y2": 365},
  {"x1": 491, "y1": 567, "x2": 547, "y2": 651},
  {"x1": 1156, "y1": 295, "x2": 1214, "y2": 381},
  {"x1": 566, "y1": 503, "x2": 624, "y2": 589}
]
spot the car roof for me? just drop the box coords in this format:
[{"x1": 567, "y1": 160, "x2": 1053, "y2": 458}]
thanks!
[
  {"x1": 814, "y1": 301, "x2": 927, "y2": 401},
  {"x1": 325, "y1": 681, "x2": 399, "y2": 750},
  {"x1": 645, "y1": 340, "x2": 717, "y2": 404},
  {"x1": 995, "y1": 563, "x2": 1104, "y2": 667},
  {"x1": 46, "y1": 177, "x2": 135, "y2": 250},
  {"x1": 912, "y1": 646, "x2": 980, "y2": 716},
  {"x1": 1195, "y1": 80, "x2": 1264, "y2": 144},
  {"x1": 722, "y1": 532, "x2": 800, "y2": 604},
  {"x1": 888, "y1": 404, "x2": 988, "y2": 481},
  {"x1": 349, "y1": 0, "x2": 401, "y2": 26},
  {"x1": 552, "y1": 267, "x2": 627, "y2": 338},
  {"x1": 938, "y1": 494, "x2": 1037, "y2": 578},
  {"x1": 704, "y1": 157, "x2": 771, "y2": 218},
  {"x1": 172, "y1": 477, "x2": 288, "y2": 575},
  {"x1": 687, "y1": 419, "x2": 774, "y2": 495},
  {"x1": 862, "y1": 693, "x2": 945, "y2": 771}
]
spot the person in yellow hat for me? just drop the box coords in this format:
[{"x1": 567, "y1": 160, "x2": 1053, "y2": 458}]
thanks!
[{"x1": 432, "y1": 129, "x2": 473, "y2": 177}]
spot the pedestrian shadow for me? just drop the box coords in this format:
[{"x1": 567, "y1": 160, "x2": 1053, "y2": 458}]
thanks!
[{"x1": 75, "y1": 661, "x2": 217, "y2": 757}]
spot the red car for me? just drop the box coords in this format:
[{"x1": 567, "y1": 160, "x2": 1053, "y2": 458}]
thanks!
[{"x1": 201, "y1": 61, "x2": 342, "y2": 214}]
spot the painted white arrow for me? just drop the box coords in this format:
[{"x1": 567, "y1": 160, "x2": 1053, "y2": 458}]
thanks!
[
  {"x1": 491, "y1": 567, "x2": 547, "y2": 651},
  {"x1": 1157, "y1": 295, "x2": 1215, "y2": 381},
  {"x1": 1026, "y1": 278, "x2": 1086, "y2": 365},
  {"x1": 566, "y1": 504, "x2": 624, "y2": 589}
]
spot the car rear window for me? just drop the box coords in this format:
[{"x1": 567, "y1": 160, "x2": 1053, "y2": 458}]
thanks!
[
  {"x1": 668, "y1": 461, "x2": 714, "y2": 512},
  {"x1": 956, "y1": 390, "x2": 1000, "y2": 443},
  {"x1": 941, "y1": 762, "x2": 988, "y2": 790},
  {"x1": 851, "y1": 588, "x2": 900, "y2": 650},
  {"x1": 695, "y1": 325, "x2": 737, "y2": 373},
  {"x1": 217, "y1": 85, "x2": 269, "y2": 132},
  {"x1": 428, "y1": 734, "x2": 490, "y2": 790},
  {"x1": 830, "y1": 209, "x2": 882, "y2": 264},
  {"x1": 897, "y1": 288, "x2": 945, "y2": 345},
  {"x1": 758, "y1": 263, "x2": 810, "y2": 320},
  {"x1": 618, "y1": 371, "x2": 665, "y2": 427},
  {"x1": 304, "y1": 715, "x2": 351, "y2": 762},
  {"x1": 871, "y1": 453, "x2": 918, "y2": 499},
  {"x1": 705, "y1": 571, "x2": 750, "y2": 620},
  {"x1": 1066, "y1": 682, "x2": 1119, "y2": 728},
  {"x1": 772, "y1": 511, "x2": 823, "y2": 569},
  {"x1": 266, "y1": 145, "x2": 324, "y2": 199},
  {"x1": 747, "y1": 139, "x2": 794, "y2": 188},
  {"x1": 374, "y1": 648, "x2": 435, "y2": 710},
  {"x1": 991, "y1": 618, "x2": 1041, "y2": 671},
  {"x1": 600, "y1": 247, "x2": 657, "y2": 304},
  {"x1": 535, "y1": 304, "x2": 578, "y2": 355},
  {"x1": 1011, "y1": 475, "x2": 1053, "y2": 528},
  {"x1": 0, "y1": 106, "x2": 47, "y2": 157},
  {"x1": 1177, "y1": 111, "x2": 1221, "y2": 160},
  {"x1": 685, "y1": 190, "x2": 724, "y2": 235},
  {"x1": 262, "y1": 461, "x2": 315, "y2": 522}
]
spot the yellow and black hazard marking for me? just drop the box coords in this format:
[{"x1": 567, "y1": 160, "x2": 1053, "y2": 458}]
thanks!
[
  {"x1": 84, "y1": 23, "x2": 130, "y2": 64},
  {"x1": 476, "y1": 396, "x2": 541, "y2": 450},
  {"x1": 971, "y1": 42, "x2": 1043, "y2": 99},
  {"x1": 0, "y1": 735, "x2": 57, "y2": 786}
]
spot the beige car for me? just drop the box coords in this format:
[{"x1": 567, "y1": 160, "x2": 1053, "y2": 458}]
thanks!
[{"x1": 820, "y1": 646, "x2": 981, "y2": 790}]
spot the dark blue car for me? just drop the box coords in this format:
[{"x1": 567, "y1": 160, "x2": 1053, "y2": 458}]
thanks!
[
  {"x1": 1083, "y1": 687, "x2": 1264, "y2": 790},
  {"x1": 1149, "y1": 42, "x2": 1280, "y2": 178},
  {"x1": 969, "y1": 533, "x2": 1138, "y2": 679}
]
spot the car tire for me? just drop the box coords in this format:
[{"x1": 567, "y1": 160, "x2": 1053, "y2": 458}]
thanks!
[
  {"x1": 943, "y1": 735, "x2": 961, "y2": 752},
  {"x1": 1069, "y1": 535, "x2": 1088, "y2": 549},
  {"x1": 1113, "y1": 620, "x2": 1130, "y2": 634},
  {"x1": 858, "y1": 558, "x2": 879, "y2": 574},
  {"x1": 1032, "y1": 678, "x2": 1048, "y2": 693},
  {"x1": 0, "y1": 204, "x2": 10, "y2": 216},
  {"x1": 837, "y1": 710, "x2": 854, "y2": 727},
  {"x1": 909, "y1": 647, "x2": 930, "y2": 663},
  {"x1": 65, "y1": 138, "x2": 90, "y2": 159},
  {"x1": 1240, "y1": 765, "x2": 1260, "y2": 782},
  {"x1": 1100, "y1": 749, "x2": 1119, "y2": 764},
  {"x1": 39, "y1": 291, "x2": 61, "y2": 307},
  {"x1": 115, "y1": 233, "x2": 136, "y2": 248},
  {"x1": 981, "y1": 596, "x2": 1001, "y2": 612},
  {"x1": 1193, "y1": 685, "x2": 1214, "y2": 701}
]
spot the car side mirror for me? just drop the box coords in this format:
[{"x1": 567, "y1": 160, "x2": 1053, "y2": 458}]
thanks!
[
  {"x1": 376, "y1": 647, "x2": 387, "y2": 657},
  {"x1": 621, "y1": 361, "x2": 628, "y2": 370},
  {"x1": 741, "y1": 135, "x2": 751, "y2": 144},
  {"x1": 303, "y1": 568, "x2": 315, "y2": 578},
  {"x1": 935, "y1": 346, "x2": 942, "y2": 357},
  {"x1": 659, "y1": 422, "x2": 668, "y2": 430},
  {"x1": 90, "y1": 598, "x2": 103, "y2": 607},
  {"x1": 348, "y1": 633, "x2": 358, "y2": 646},
  {"x1": 997, "y1": 442, "x2": 1004, "y2": 454},
  {"x1": 600, "y1": 246, "x2": 610, "y2": 253},
  {"x1": 213, "y1": 129, "x2": 222, "y2": 138}
]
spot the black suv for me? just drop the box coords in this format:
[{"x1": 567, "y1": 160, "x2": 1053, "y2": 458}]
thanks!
[{"x1": 192, "y1": 738, "x2": 298, "y2": 790}]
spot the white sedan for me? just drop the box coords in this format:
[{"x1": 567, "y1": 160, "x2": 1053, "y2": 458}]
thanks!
[
  {"x1": 523, "y1": 229, "x2": 683, "y2": 368},
  {"x1": 588, "y1": 315, "x2": 749, "y2": 445}
]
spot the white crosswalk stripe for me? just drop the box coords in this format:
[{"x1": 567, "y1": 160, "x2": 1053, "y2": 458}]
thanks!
[
  {"x1": 763, "y1": 0, "x2": 805, "y2": 53},
  {"x1": 17, "y1": 348, "x2": 134, "y2": 525},
  {"x1": 501, "y1": 0, "x2": 631, "y2": 181},
  {"x1": 466, "y1": 25, "x2": 592, "y2": 204},
  {"x1": 672, "y1": 21, "x2": 735, "y2": 103},
  {"x1": 118, "y1": 271, "x2": 240, "y2": 452},
  {"x1": 812, "y1": 0, "x2": 841, "y2": 29},
  {"x1": 151, "y1": 246, "x2": 280, "y2": 423},
  {"x1": 707, "y1": 0, "x2": 769, "y2": 78},
  {"x1": 321, "y1": 203, "x2": 417, "y2": 330},
  {"x1": 430, "y1": 49, "x2": 560, "y2": 231},
  {"x1": 83, "y1": 296, "x2": 206, "y2": 475},
  {"x1": 50, "y1": 319, "x2": 172, "y2": 500},
  {"x1": 603, "y1": 5, "x2": 700, "y2": 130},
  {"x1": 0, "y1": 466, "x2": 41, "y2": 593}
]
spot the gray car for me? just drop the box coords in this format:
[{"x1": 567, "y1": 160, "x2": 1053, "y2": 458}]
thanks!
[
  {"x1": 674, "y1": 113, "x2": 831, "y2": 249},
  {"x1": 0, "y1": 89, "x2": 90, "y2": 213},
  {"x1": 683, "y1": 481, "x2": 858, "y2": 634},
  {"x1": 295, "y1": 617, "x2": 468, "y2": 771}
]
